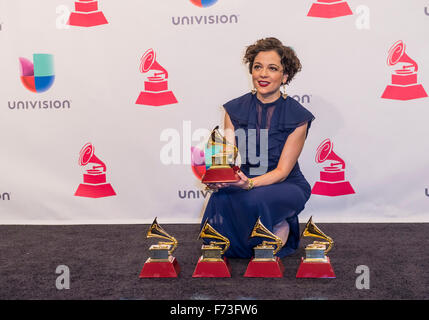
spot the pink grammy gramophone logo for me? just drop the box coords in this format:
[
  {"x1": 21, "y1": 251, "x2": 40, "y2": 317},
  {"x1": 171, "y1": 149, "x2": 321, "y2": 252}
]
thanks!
[
  {"x1": 307, "y1": 0, "x2": 353, "y2": 18},
  {"x1": 74, "y1": 143, "x2": 116, "y2": 198},
  {"x1": 67, "y1": 0, "x2": 108, "y2": 27},
  {"x1": 381, "y1": 40, "x2": 427, "y2": 101},
  {"x1": 135, "y1": 49, "x2": 178, "y2": 107},
  {"x1": 311, "y1": 139, "x2": 355, "y2": 197}
]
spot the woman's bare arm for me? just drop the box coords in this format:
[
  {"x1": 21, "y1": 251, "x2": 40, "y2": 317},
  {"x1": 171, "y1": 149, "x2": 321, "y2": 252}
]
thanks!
[{"x1": 252, "y1": 122, "x2": 308, "y2": 187}]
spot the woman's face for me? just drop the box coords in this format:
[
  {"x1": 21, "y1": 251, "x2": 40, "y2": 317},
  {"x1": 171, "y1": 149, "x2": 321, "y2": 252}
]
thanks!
[{"x1": 251, "y1": 50, "x2": 288, "y2": 102}]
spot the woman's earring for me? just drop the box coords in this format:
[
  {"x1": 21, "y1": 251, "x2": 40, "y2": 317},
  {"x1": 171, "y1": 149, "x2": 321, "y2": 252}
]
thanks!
[
  {"x1": 281, "y1": 83, "x2": 288, "y2": 99},
  {"x1": 251, "y1": 88, "x2": 257, "y2": 95}
]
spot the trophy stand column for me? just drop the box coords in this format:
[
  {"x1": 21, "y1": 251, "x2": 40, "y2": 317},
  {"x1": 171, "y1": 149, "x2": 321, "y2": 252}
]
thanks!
[
  {"x1": 192, "y1": 246, "x2": 231, "y2": 278},
  {"x1": 192, "y1": 256, "x2": 231, "y2": 278},
  {"x1": 296, "y1": 256, "x2": 336, "y2": 278},
  {"x1": 244, "y1": 257, "x2": 284, "y2": 278},
  {"x1": 139, "y1": 246, "x2": 180, "y2": 278}
]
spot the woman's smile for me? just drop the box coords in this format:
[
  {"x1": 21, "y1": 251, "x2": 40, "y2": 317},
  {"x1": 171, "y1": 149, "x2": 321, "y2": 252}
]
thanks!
[
  {"x1": 251, "y1": 50, "x2": 287, "y2": 103},
  {"x1": 258, "y1": 80, "x2": 270, "y2": 87}
]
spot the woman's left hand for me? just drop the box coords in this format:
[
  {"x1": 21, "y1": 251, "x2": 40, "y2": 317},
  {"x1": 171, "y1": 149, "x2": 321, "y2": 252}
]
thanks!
[
  {"x1": 205, "y1": 170, "x2": 252, "y2": 190},
  {"x1": 226, "y1": 170, "x2": 252, "y2": 190}
]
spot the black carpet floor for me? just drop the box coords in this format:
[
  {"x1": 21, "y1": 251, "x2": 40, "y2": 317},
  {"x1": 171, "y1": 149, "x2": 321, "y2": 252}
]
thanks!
[{"x1": 0, "y1": 223, "x2": 428, "y2": 300}]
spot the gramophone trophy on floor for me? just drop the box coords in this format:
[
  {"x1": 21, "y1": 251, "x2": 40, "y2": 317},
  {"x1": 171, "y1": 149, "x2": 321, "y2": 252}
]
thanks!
[
  {"x1": 311, "y1": 139, "x2": 355, "y2": 197},
  {"x1": 307, "y1": 0, "x2": 353, "y2": 19},
  {"x1": 139, "y1": 218, "x2": 180, "y2": 278},
  {"x1": 296, "y1": 216, "x2": 336, "y2": 278},
  {"x1": 244, "y1": 217, "x2": 285, "y2": 277},
  {"x1": 74, "y1": 142, "x2": 116, "y2": 198},
  {"x1": 192, "y1": 219, "x2": 231, "y2": 277},
  {"x1": 67, "y1": 0, "x2": 108, "y2": 27},
  {"x1": 381, "y1": 40, "x2": 427, "y2": 101},
  {"x1": 135, "y1": 48, "x2": 178, "y2": 106},
  {"x1": 201, "y1": 126, "x2": 240, "y2": 184}
]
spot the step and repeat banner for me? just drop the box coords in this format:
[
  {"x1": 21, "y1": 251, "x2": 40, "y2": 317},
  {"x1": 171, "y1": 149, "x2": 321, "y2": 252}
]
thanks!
[{"x1": 0, "y1": 0, "x2": 428, "y2": 224}]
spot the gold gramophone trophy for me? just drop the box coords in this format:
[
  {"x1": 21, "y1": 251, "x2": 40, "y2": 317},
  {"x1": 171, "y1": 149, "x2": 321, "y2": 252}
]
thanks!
[
  {"x1": 244, "y1": 217, "x2": 285, "y2": 277},
  {"x1": 192, "y1": 219, "x2": 231, "y2": 277},
  {"x1": 201, "y1": 126, "x2": 240, "y2": 184},
  {"x1": 139, "y1": 217, "x2": 180, "y2": 278},
  {"x1": 296, "y1": 216, "x2": 335, "y2": 278}
]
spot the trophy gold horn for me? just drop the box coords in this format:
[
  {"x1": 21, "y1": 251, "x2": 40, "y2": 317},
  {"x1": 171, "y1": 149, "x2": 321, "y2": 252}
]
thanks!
[
  {"x1": 198, "y1": 219, "x2": 230, "y2": 255},
  {"x1": 147, "y1": 217, "x2": 178, "y2": 255},
  {"x1": 301, "y1": 216, "x2": 334, "y2": 254},
  {"x1": 250, "y1": 217, "x2": 283, "y2": 255},
  {"x1": 207, "y1": 126, "x2": 238, "y2": 160}
]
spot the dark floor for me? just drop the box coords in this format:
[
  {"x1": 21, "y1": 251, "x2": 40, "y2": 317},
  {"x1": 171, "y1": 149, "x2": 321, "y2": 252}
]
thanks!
[{"x1": 0, "y1": 223, "x2": 428, "y2": 300}]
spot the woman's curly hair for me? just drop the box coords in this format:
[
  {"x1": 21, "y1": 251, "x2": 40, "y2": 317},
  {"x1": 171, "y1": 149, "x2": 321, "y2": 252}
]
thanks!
[{"x1": 243, "y1": 37, "x2": 302, "y2": 85}]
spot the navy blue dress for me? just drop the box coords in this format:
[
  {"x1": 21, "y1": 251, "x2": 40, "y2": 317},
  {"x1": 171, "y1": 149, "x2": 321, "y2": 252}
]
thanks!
[{"x1": 200, "y1": 92, "x2": 315, "y2": 258}]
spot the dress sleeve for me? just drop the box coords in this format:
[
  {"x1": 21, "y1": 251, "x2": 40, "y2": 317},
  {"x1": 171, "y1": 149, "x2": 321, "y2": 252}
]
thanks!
[
  {"x1": 278, "y1": 97, "x2": 315, "y2": 136},
  {"x1": 222, "y1": 93, "x2": 253, "y2": 128}
]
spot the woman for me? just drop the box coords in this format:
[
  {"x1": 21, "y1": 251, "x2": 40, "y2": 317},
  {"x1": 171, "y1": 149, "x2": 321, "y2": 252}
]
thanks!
[{"x1": 202, "y1": 37, "x2": 315, "y2": 258}]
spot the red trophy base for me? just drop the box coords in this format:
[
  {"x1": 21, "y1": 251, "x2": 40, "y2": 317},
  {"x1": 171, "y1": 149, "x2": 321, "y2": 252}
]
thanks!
[
  {"x1": 307, "y1": 1, "x2": 353, "y2": 18},
  {"x1": 68, "y1": 11, "x2": 108, "y2": 27},
  {"x1": 135, "y1": 91, "x2": 178, "y2": 106},
  {"x1": 381, "y1": 84, "x2": 428, "y2": 101},
  {"x1": 192, "y1": 257, "x2": 231, "y2": 278},
  {"x1": 74, "y1": 183, "x2": 116, "y2": 198},
  {"x1": 139, "y1": 257, "x2": 180, "y2": 278},
  {"x1": 244, "y1": 257, "x2": 284, "y2": 278},
  {"x1": 312, "y1": 180, "x2": 354, "y2": 196},
  {"x1": 201, "y1": 167, "x2": 240, "y2": 184},
  {"x1": 296, "y1": 257, "x2": 336, "y2": 278}
]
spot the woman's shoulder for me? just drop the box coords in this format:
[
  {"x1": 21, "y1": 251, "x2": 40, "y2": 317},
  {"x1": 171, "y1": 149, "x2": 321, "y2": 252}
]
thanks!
[
  {"x1": 223, "y1": 92, "x2": 253, "y2": 108},
  {"x1": 223, "y1": 92, "x2": 253, "y2": 122},
  {"x1": 278, "y1": 96, "x2": 315, "y2": 128},
  {"x1": 283, "y1": 96, "x2": 313, "y2": 115}
]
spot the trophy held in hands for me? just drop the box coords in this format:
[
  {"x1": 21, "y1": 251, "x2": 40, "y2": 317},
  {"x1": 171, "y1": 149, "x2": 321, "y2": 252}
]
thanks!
[
  {"x1": 244, "y1": 217, "x2": 285, "y2": 277},
  {"x1": 201, "y1": 126, "x2": 240, "y2": 184},
  {"x1": 296, "y1": 216, "x2": 336, "y2": 278},
  {"x1": 192, "y1": 219, "x2": 231, "y2": 277},
  {"x1": 139, "y1": 218, "x2": 180, "y2": 278}
]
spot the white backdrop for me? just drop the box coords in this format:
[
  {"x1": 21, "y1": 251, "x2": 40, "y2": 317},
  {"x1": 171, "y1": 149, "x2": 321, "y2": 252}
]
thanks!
[{"x1": 1, "y1": 0, "x2": 428, "y2": 224}]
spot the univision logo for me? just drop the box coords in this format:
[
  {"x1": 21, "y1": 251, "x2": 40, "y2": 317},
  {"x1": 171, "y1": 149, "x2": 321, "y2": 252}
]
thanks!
[
  {"x1": 172, "y1": 14, "x2": 238, "y2": 25},
  {"x1": 291, "y1": 94, "x2": 311, "y2": 104},
  {"x1": 19, "y1": 54, "x2": 55, "y2": 93},
  {"x1": 178, "y1": 189, "x2": 210, "y2": 199},
  {"x1": 8, "y1": 53, "x2": 72, "y2": 111},
  {"x1": 190, "y1": 0, "x2": 218, "y2": 8},
  {"x1": 0, "y1": 192, "x2": 11, "y2": 201},
  {"x1": 172, "y1": 0, "x2": 238, "y2": 26}
]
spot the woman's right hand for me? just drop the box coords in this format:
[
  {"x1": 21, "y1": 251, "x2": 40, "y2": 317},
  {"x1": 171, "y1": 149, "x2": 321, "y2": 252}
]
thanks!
[{"x1": 205, "y1": 182, "x2": 229, "y2": 192}]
